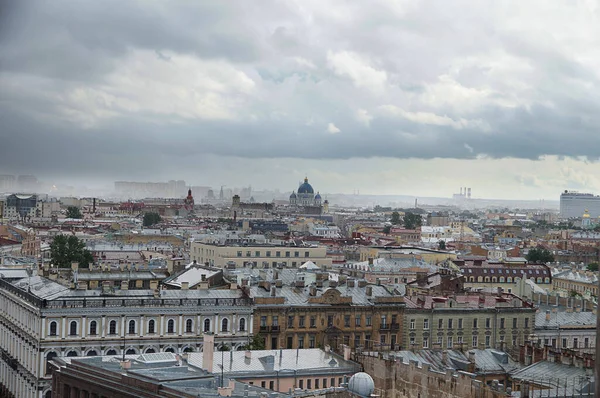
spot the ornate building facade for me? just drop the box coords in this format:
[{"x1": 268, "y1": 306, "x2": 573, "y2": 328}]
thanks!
[{"x1": 0, "y1": 276, "x2": 253, "y2": 398}]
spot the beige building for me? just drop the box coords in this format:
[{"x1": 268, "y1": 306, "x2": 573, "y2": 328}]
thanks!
[
  {"x1": 359, "y1": 246, "x2": 457, "y2": 264},
  {"x1": 552, "y1": 270, "x2": 598, "y2": 297},
  {"x1": 191, "y1": 241, "x2": 332, "y2": 269}
]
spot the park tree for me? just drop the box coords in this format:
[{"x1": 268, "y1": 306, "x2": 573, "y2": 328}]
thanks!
[
  {"x1": 438, "y1": 240, "x2": 446, "y2": 250},
  {"x1": 403, "y1": 212, "x2": 422, "y2": 230},
  {"x1": 66, "y1": 206, "x2": 83, "y2": 219},
  {"x1": 390, "y1": 211, "x2": 401, "y2": 225},
  {"x1": 143, "y1": 212, "x2": 162, "y2": 227},
  {"x1": 587, "y1": 262, "x2": 599, "y2": 272},
  {"x1": 50, "y1": 235, "x2": 94, "y2": 268},
  {"x1": 383, "y1": 225, "x2": 391, "y2": 234},
  {"x1": 526, "y1": 247, "x2": 555, "y2": 264},
  {"x1": 244, "y1": 334, "x2": 266, "y2": 350}
]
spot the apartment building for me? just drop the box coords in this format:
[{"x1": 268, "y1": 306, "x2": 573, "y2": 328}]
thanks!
[
  {"x1": 552, "y1": 270, "x2": 598, "y2": 297},
  {"x1": 0, "y1": 276, "x2": 253, "y2": 398},
  {"x1": 191, "y1": 241, "x2": 332, "y2": 269},
  {"x1": 402, "y1": 293, "x2": 536, "y2": 353}
]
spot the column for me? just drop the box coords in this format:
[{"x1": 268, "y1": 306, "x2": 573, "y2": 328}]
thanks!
[
  {"x1": 139, "y1": 316, "x2": 145, "y2": 338},
  {"x1": 160, "y1": 316, "x2": 165, "y2": 337},
  {"x1": 232, "y1": 314, "x2": 237, "y2": 335},
  {"x1": 178, "y1": 316, "x2": 183, "y2": 337},
  {"x1": 214, "y1": 314, "x2": 219, "y2": 334},
  {"x1": 81, "y1": 316, "x2": 87, "y2": 339},
  {"x1": 61, "y1": 317, "x2": 66, "y2": 339},
  {"x1": 101, "y1": 317, "x2": 106, "y2": 338}
]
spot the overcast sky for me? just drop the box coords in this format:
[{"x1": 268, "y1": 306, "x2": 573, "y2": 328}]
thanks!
[{"x1": 2, "y1": 1, "x2": 600, "y2": 200}]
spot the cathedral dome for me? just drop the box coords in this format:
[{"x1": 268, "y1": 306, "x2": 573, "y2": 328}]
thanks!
[
  {"x1": 314, "y1": 192, "x2": 321, "y2": 199},
  {"x1": 290, "y1": 191, "x2": 297, "y2": 198},
  {"x1": 298, "y1": 177, "x2": 314, "y2": 194}
]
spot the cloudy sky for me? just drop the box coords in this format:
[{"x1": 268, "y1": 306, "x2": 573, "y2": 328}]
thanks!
[{"x1": 2, "y1": 0, "x2": 600, "y2": 200}]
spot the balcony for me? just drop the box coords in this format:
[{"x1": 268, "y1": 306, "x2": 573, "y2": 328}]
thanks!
[
  {"x1": 379, "y1": 324, "x2": 390, "y2": 331},
  {"x1": 259, "y1": 325, "x2": 269, "y2": 333},
  {"x1": 390, "y1": 323, "x2": 400, "y2": 331}
]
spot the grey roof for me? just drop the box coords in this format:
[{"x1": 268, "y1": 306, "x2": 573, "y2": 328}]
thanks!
[
  {"x1": 186, "y1": 348, "x2": 360, "y2": 377},
  {"x1": 388, "y1": 349, "x2": 520, "y2": 375},
  {"x1": 535, "y1": 311, "x2": 596, "y2": 329},
  {"x1": 510, "y1": 361, "x2": 594, "y2": 397},
  {"x1": 346, "y1": 257, "x2": 438, "y2": 273},
  {"x1": 76, "y1": 271, "x2": 168, "y2": 281},
  {"x1": 0, "y1": 268, "x2": 30, "y2": 279}
]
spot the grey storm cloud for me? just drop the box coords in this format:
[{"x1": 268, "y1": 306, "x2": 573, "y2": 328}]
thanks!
[{"x1": 2, "y1": 0, "x2": 600, "y2": 179}]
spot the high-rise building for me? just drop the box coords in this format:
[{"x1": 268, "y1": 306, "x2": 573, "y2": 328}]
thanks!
[{"x1": 559, "y1": 191, "x2": 600, "y2": 218}]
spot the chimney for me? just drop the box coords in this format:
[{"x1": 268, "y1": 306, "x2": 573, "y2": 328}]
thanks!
[
  {"x1": 366, "y1": 286, "x2": 372, "y2": 296},
  {"x1": 347, "y1": 279, "x2": 355, "y2": 288},
  {"x1": 358, "y1": 280, "x2": 367, "y2": 288},
  {"x1": 545, "y1": 310, "x2": 551, "y2": 322},
  {"x1": 324, "y1": 345, "x2": 331, "y2": 353},
  {"x1": 241, "y1": 278, "x2": 249, "y2": 287},
  {"x1": 203, "y1": 333, "x2": 215, "y2": 373},
  {"x1": 245, "y1": 350, "x2": 252, "y2": 360},
  {"x1": 343, "y1": 345, "x2": 351, "y2": 361},
  {"x1": 121, "y1": 280, "x2": 129, "y2": 290},
  {"x1": 275, "y1": 279, "x2": 283, "y2": 288},
  {"x1": 442, "y1": 350, "x2": 448, "y2": 365},
  {"x1": 120, "y1": 360, "x2": 131, "y2": 370},
  {"x1": 181, "y1": 281, "x2": 189, "y2": 290},
  {"x1": 368, "y1": 258, "x2": 373, "y2": 265},
  {"x1": 270, "y1": 286, "x2": 277, "y2": 297},
  {"x1": 309, "y1": 286, "x2": 317, "y2": 296}
]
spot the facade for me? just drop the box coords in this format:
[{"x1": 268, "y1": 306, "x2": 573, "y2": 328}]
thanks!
[
  {"x1": 402, "y1": 293, "x2": 536, "y2": 353},
  {"x1": 2, "y1": 194, "x2": 38, "y2": 220},
  {"x1": 340, "y1": 257, "x2": 438, "y2": 285},
  {"x1": 240, "y1": 268, "x2": 404, "y2": 352},
  {"x1": 0, "y1": 276, "x2": 253, "y2": 398},
  {"x1": 560, "y1": 191, "x2": 600, "y2": 218},
  {"x1": 190, "y1": 241, "x2": 332, "y2": 269},
  {"x1": 552, "y1": 270, "x2": 598, "y2": 297}
]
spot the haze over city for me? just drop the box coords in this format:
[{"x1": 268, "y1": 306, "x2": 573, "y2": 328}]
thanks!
[{"x1": 3, "y1": 1, "x2": 600, "y2": 200}]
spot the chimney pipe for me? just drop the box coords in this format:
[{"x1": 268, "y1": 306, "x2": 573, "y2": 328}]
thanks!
[
  {"x1": 545, "y1": 310, "x2": 551, "y2": 322},
  {"x1": 203, "y1": 333, "x2": 215, "y2": 373}
]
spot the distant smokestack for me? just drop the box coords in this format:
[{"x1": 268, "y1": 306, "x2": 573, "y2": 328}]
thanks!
[
  {"x1": 93, "y1": 198, "x2": 96, "y2": 213},
  {"x1": 460, "y1": 187, "x2": 463, "y2": 195},
  {"x1": 467, "y1": 188, "x2": 471, "y2": 199}
]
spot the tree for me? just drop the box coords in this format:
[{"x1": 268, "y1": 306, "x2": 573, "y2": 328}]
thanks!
[
  {"x1": 390, "y1": 211, "x2": 401, "y2": 225},
  {"x1": 244, "y1": 334, "x2": 266, "y2": 350},
  {"x1": 143, "y1": 212, "x2": 162, "y2": 227},
  {"x1": 382, "y1": 225, "x2": 391, "y2": 234},
  {"x1": 438, "y1": 240, "x2": 446, "y2": 250},
  {"x1": 526, "y1": 247, "x2": 554, "y2": 264},
  {"x1": 587, "y1": 262, "x2": 599, "y2": 272},
  {"x1": 66, "y1": 206, "x2": 83, "y2": 219},
  {"x1": 50, "y1": 235, "x2": 94, "y2": 268},
  {"x1": 403, "y1": 212, "x2": 422, "y2": 230}
]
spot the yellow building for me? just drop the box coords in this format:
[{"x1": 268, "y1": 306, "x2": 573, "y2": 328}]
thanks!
[
  {"x1": 191, "y1": 241, "x2": 332, "y2": 269},
  {"x1": 359, "y1": 247, "x2": 457, "y2": 264}
]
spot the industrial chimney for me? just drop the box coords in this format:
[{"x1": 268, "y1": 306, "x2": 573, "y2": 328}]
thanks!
[{"x1": 467, "y1": 188, "x2": 472, "y2": 199}]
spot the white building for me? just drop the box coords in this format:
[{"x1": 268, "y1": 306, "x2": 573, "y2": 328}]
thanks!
[
  {"x1": 307, "y1": 223, "x2": 341, "y2": 238},
  {"x1": 560, "y1": 191, "x2": 600, "y2": 218},
  {"x1": 0, "y1": 276, "x2": 253, "y2": 398}
]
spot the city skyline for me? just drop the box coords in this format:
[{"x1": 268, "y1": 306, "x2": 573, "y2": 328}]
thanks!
[{"x1": 3, "y1": 2, "x2": 600, "y2": 200}]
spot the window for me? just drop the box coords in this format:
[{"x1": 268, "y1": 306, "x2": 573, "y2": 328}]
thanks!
[
  {"x1": 354, "y1": 335, "x2": 361, "y2": 348},
  {"x1": 458, "y1": 318, "x2": 463, "y2": 329},
  {"x1": 294, "y1": 251, "x2": 299, "y2": 257},
  {"x1": 485, "y1": 318, "x2": 491, "y2": 328},
  {"x1": 255, "y1": 251, "x2": 260, "y2": 257},
  {"x1": 310, "y1": 316, "x2": 316, "y2": 328},
  {"x1": 299, "y1": 336, "x2": 305, "y2": 348},
  {"x1": 269, "y1": 381, "x2": 274, "y2": 390},
  {"x1": 315, "y1": 379, "x2": 319, "y2": 389},
  {"x1": 273, "y1": 316, "x2": 279, "y2": 327},
  {"x1": 457, "y1": 336, "x2": 463, "y2": 346},
  {"x1": 344, "y1": 315, "x2": 350, "y2": 327},
  {"x1": 106, "y1": 349, "x2": 117, "y2": 355},
  {"x1": 261, "y1": 316, "x2": 267, "y2": 327},
  {"x1": 485, "y1": 335, "x2": 490, "y2": 347},
  {"x1": 331, "y1": 378, "x2": 336, "y2": 387},
  {"x1": 49, "y1": 321, "x2": 57, "y2": 336},
  {"x1": 299, "y1": 316, "x2": 306, "y2": 328},
  {"x1": 327, "y1": 315, "x2": 334, "y2": 327},
  {"x1": 410, "y1": 319, "x2": 415, "y2": 329},
  {"x1": 512, "y1": 318, "x2": 517, "y2": 328},
  {"x1": 69, "y1": 321, "x2": 77, "y2": 336},
  {"x1": 109, "y1": 320, "x2": 117, "y2": 335},
  {"x1": 366, "y1": 316, "x2": 372, "y2": 326},
  {"x1": 288, "y1": 316, "x2": 295, "y2": 328},
  {"x1": 168, "y1": 319, "x2": 175, "y2": 333},
  {"x1": 266, "y1": 251, "x2": 271, "y2": 257},
  {"x1": 585, "y1": 338, "x2": 589, "y2": 348},
  {"x1": 261, "y1": 381, "x2": 266, "y2": 388},
  {"x1": 186, "y1": 319, "x2": 193, "y2": 333},
  {"x1": 89, "y1": 321, "x2": 97, "y2": 335},
  {"x1": 524, "y1": 318, "x2": 529, "y2": 328},
  {"x1": 473, "y1": 319, "x2": 478, "y2": 329},
  {"x1": 307, "y1": 379, "x2": 312, "y2": 389},
  {"x1": 222, "y1": 318, "x2": 229, "y2": 332},
  {"x1": 128, "y1": 320, "x2": 136, "y2": 334},
  {"x1": 410, "y1": 336, "x2": 415, "y2": 346},
  {"x1": 305, "y1": 251, "x2": 310, "y2": 258},
  {"x1": 562, "y1": 338, "x2": 567, "y2": 348},
  {"x1": 149, "y1": 320, "x2": 156, "y2": 334},
  {"x1": 309, "y1": 335, "x2": 315, "y2": 348},
  {"x1": 355, "y1": 315, "x2": 361, "y2": 327},
  {"x1": 447, "y1": 319, "x2": 453, "y2": 329},
  {"x1": 276, "y1": 251, "x2": 281, "y2": 257},
  {"x1": 239, "y1": 318, "x2": 246, "y2": 332},
  {"x1": 237, "y1": 251, "x2": 242, "y2": 257},
  {"x1": 323, "y1": 378, "x2": 327, "y2": 388},
  {"x1": 423, "y1": 337, "x2": 429, "y2": 348},
  {"x1": 472, "y1": 336, "x2": 478, "y2": 348},
  {"x1": 500, "y1": 318, "x2": 505, "y2": 329},
  {"x1": 438, "y1": 319, "x2": 443, "y2": 329},
  {"x1": 447, "y1": 337, "x2": 453, "y2": 349},
  {"x1": 285, "y1": 251, "x2": 290, "y2": 257}
]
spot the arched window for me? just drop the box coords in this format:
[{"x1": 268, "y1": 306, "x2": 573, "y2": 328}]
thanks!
[
  {"x1": 477, "y1": 276, "x2": 483, "y2": 282},
  {"x1": 507, "y1": 277, "x2": 512, "y2": 283},
  {"x1": 484, "y1": 277, "x2": 490, "y2": 283},
  {"x1": 128, "y1": 320, "x2": 136, "y2": 334},
  {"x1": 167, "y1": 319, "x2": 175, "y2": 333},
  {"x1": 125, "y1": 348, "x2": 136, "y2": 355},
  {"x1": 69, "y1": 321, "x2": 77, "y2": 336},
  {"x1": 239, "y1": 318, "x2": 246, "y2": 332},
  {"x1": 106, "y1": 349, "x2": 117, "y2": 355},
  {"x1": 537, "y1": 277, "x2": 542, "y2": 284},
  {"x1": 87, "y1": 350, "x2": 97, "y2": 356},
  {"x1": 45, "y1": 352, "x2": 58, "y2": 375},
  {"x1": 186, "y1": 319, "x2": 193, "y2": 333},
  {"x1": 148, "y1": 320, "x2": 155, "y2": 334},
  {"x1": 183, "y1": 347, "x2": 194, "y2": 353},
  {"x1": 222, "y1": 318, "x2": 229, "y2": 332},
  {"x1": 49, "y1": 321, "x2": 57, "y2": 336},
  {"x1": 499, "y1": 277, "x2": 505, "y2": 283},
  {"x1": 165, "y1": 347, "x2": 175, "y2": 353},
  {"x1": 145, "y1": 348, "x2": 156, "y2": 354},
  {"x1": 89, "y1": 321, "x2": 97, "y2": 336},
  {"x1": 492, "y1": 277, "x2": 497, "y2": 283},
  {"x1": 204, "y1": 318, "x2": 211, "y2": 332},
  {"x1": 109, "y1": 320, "x2": 117, "y2": 335},
  {"x1": 66, "y1": 351, "x2": 78, "y2": 357},
  {"x1": 469, "y1": 277, "x2": 474, "y2": 282}
]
